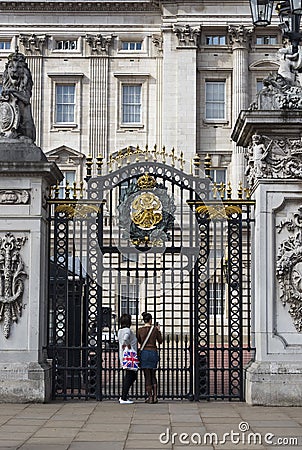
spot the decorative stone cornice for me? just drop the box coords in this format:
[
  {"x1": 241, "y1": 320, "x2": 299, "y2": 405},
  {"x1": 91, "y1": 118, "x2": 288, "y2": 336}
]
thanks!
[
  {"x1": 228, "y1": 24, "x2": 253, "y2": 50},
  {"x1": 173, "y1": 24, "x2": 201, "y2": 47},
  {"x1": 19, "y1": 34, "x2": 48, "y2": 55},
  {"x1": 245, "y1": 134, "x2": 302, "y2": 186},
  {"x1": 276, "y1": 206, "x2": 302, "y2": 332},
  {"x1": 0, "y1": 1, "x2": 159, "y2": 12},
  {"x1": 85, "y1": 34, "x2": 113, "y2": 55}
]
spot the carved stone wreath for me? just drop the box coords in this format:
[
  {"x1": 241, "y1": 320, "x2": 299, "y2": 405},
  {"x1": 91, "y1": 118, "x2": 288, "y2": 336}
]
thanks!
[{"x1": 276, "y1": 206, "x2": 302, "y2": 332}]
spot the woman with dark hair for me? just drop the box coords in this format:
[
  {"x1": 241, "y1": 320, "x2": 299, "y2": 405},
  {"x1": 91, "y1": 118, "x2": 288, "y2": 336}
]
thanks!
[
  {"x1": 118, "y1": 313, "x2": 138, "y2": 404},
  {"x1": 137, "y1": 312, "x2": 163, "y2": 403}
]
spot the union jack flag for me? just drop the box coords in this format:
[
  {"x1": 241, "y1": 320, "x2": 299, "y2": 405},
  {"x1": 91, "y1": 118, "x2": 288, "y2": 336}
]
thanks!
[{"x1": 122, "y1": 349, "x2": 139, "y2": 370}]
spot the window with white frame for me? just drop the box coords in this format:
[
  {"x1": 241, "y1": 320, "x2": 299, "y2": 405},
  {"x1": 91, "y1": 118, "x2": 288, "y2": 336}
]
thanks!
[
  {"x1": 209, "y1": 281, "x2": 225, "y2": 315},
  {"x1": 209, "y1": 168, "x2": 227, "y2": 185},
  {"x1": 256, "y1": 35, "x2": 277, "y2": 45},
  {"x1": 206, "y1": 35, "x2": 226, "y2": 45},
  {"x1": 121, "y1": 284, "x2": 138, "y2": 316},
  {"x1": 56, "y1": 39, "x2": 77, "y2": 50},
  {"x1": 122, "y1": 41, "x2": 142, "y2": 51},
  {"x1": 205, "y1": 81, "x2": 226, "y2": 120},
  {"x1": 0, "y1": 41, "x2": 11, "y2": 50},
  {"x1": 55, "y1": 84, "x2": 75, "y2": 123},
  {"x1": 58, "y1": 170, "x2": 76, "y2": 199},
  {"x1": 122, "y1": 84, "x2": 142, "y2": 124}
]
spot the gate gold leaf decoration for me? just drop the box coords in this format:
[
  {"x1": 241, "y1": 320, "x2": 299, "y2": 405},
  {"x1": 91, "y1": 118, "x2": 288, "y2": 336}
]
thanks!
[
  {"x1": 131, "y1": 192, "x2": 163, "y2": 229},
  {"x1": 55, "y1": 204, "x2": 100, "y2": 219},
  {"x1": 0, "y1": 233, "x2": 27, "y2": 338},
  {"x1": 196, "y1": 204, "x2": 242, "y2": 219},
  {"x1": 118, "y1": 173, "x2": 176, "y2": 248}
]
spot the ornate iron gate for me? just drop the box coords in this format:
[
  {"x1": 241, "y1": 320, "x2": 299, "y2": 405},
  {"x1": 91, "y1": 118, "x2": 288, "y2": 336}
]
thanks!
[{"x1": 47, "y1": 148, "x2": 255, "y2": 401}]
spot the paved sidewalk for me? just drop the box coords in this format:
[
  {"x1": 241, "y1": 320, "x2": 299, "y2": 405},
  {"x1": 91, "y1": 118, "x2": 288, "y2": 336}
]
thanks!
[{"x1": 0, "y1": 401, "x2": 301, "y2": 450}]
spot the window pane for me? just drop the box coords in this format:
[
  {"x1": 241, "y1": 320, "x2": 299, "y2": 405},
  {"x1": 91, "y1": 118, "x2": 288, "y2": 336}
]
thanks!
[
  {"x1": 56, "y1": 39, "x2": 77, "y2": 50},
  {"x1": 209, "y1": 282, "x2": 225, "y2": 315},
  {"x1": 122, "y1": 85, "x2": 141, "y2": 123},
  {"x1": 257, "y1": 80, "x2": 264, "y2": 92},
  {"x1": 205, "y1": 81, "x2": 225, "y2": 120},
  {"x1": 206, "y1": 35, "x2": 226, "y2": 46},
  {"x1": 256, "y1": 35, "x2": 277, "y2": 45},
  {"x1": 59, "y1": 171, "x2": 76, "y2": 199},
  {"x1": 56, "y1": 84, "x2": 75, "y2": 123},
  {"x1": 121, "y1": 285, "x2": 138, "y2": 315},
  {"x1": 0, "y1": 41, "x2": 10, "y2": 50},
  {"x1": 121, "y1": 41, "x2": 142, "y2": 51}
]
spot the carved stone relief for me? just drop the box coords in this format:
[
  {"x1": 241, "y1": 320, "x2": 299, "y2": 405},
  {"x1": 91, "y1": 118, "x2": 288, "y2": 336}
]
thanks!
[
  {"x1": 85, "y1": 34, "x2": 113, "y2": 55},
  {"x1": 0, "y1": 190, "x2": 30, "y2": 204},
  {"x1": 19, "y1": 34, "x2": 47, "y2": 54},
  {"x1": 245, "y1": 134, "x2": 302, "y2": 186},
  {"x1": 228, "y1": 24, "x2": 253, "y2": 49},
  {"x1": 152, "y1": 34, "x2": 163, "y2": 53},
  {"x1": 173, "y1": 24, "x2": 201, "y2": 47},
  {"x1": 276, "y1": 206, "x2": 302, "y2": 332},
  {"x1": 0, "y1": 233, "x2": 27, "y2": 338}
]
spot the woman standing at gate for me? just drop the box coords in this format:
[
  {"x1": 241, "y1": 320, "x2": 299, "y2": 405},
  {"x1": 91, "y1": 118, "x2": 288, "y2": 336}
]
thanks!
[
  {"x1": 138, "y1": 312, "x2": 163, "y2": 404},
  {"x1": 118, "y1": 313, "x2": 138, "y2": 404}
]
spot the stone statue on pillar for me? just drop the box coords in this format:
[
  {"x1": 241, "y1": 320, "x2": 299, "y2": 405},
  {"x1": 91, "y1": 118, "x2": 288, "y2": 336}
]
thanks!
[
  {"x1": 251, "y1": 45, "x2": 302, "y2": 110},
  {"x1": 0, "y1": 49, "x2": 36, "y2": 142}
]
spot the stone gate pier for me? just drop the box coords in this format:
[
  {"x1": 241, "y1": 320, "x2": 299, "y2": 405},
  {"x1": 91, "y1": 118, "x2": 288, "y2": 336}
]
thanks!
[
  {"x1": 233, "y1": 107, "x2": 302, "y2": 405},
  {"x1": 0, "y1": 51, "x2": 61, "y2": 402}
]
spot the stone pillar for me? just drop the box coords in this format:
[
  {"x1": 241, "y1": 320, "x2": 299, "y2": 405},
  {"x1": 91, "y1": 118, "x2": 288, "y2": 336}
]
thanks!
[
  {"x1": 0, "y1": 142, "x2": 62, "y2": 402},
  {"x1": 162, "y1": 24, "x2": 200, "y2": 161},
  {"x1": 228, "y1": 25, "x2": 253, "y2": 189},
  {"x1": 232, "y1": 110, "x2": 302, "y2": 405},
  {"x1": 86, "y1": 34, "x2": 113, "y2": 159},
  {"x1": 19, "y1": 34, "x2": 48, "y2": 148},
  {"x1": 152, "y1": 34, "x2": 163, "y2": 150}
]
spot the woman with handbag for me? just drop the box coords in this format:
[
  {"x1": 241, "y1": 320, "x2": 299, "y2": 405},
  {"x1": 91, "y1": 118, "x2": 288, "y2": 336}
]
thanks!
[
  {"x1": 118, "y1": 313, "x2": 138, "y2": 404},
  {"x1": 137, "y1": 312, "x2": 163, "y2": 404}
]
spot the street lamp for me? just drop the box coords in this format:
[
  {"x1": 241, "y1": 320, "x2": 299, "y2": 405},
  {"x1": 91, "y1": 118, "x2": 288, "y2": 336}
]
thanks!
[
  {"x1": 249, "y1": 0, "x2": 302, "y2": 53},
  {"x1": 249, "y1": 0, "x2": 274, "y2": 25}
]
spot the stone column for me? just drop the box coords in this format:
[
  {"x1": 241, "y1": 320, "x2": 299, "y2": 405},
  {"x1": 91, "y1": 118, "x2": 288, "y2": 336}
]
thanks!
[
  {"x1": 232, "y1": 109, "x2": 302, "y2": 405},
  {"x1": 0, "y1": 142, "x2": 62, "y2": 402},
  {"x1": 86, "y1": 34, "x2": 113, "y2": 160},
  {"x1": 162, "y1": 24, "x2": 200, "y2": 161},
  {"x1": 228, "y1": 25, "x2": 253, "y2": 189},
  {"x1": 19, "y1": 34, "x2": 48, "y2": 148}
]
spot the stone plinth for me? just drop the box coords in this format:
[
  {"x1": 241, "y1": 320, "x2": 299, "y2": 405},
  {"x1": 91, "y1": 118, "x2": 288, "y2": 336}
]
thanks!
[
  {"x1": 0, "y1": 141, "x2": 62, "y2": 402},
  {"x1": 233, "y1": 110, "x2": 302, "y2": 406}
]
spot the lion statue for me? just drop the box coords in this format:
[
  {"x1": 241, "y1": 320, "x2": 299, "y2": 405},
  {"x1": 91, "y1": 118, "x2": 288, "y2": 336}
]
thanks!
[{"x1": 0, "y1": 50, "x2": 36, "y2": 141}]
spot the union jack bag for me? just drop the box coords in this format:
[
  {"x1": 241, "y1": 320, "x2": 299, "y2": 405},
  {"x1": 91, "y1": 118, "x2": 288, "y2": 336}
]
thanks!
[{"x1": 122, "y1": 348, "x2": 139, "y2": 371}]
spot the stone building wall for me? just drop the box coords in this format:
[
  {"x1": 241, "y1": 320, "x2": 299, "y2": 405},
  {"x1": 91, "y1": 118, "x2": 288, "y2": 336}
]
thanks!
[{"x1": 0, "y1": 0, "x2": 282, "y2": 188}]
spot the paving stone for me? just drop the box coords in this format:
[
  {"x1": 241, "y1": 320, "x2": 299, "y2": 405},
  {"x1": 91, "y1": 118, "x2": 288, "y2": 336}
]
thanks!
[
  {"x1": 0, "y1": 442, "x2": 24, "y2": 448},
  {"x1": 69, "y1": 443, "x2": 124, "y2": 450},
  {"x1": 31, "y1": 427, "x2": 79, "y2": 438},
  {"x1": 19, "y1": 445, "x2": 69, "y2": 450},
  {"x1": 130, "y1": 424, "x2": 169, "y2": 434},
  {"x1": 74, "y1": 431, "x2": 126, "y2": 441}
]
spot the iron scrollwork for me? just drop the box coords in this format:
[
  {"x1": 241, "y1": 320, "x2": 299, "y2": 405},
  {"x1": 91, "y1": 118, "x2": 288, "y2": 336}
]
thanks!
[
  {"x1": 276, "y1": 206, "x2": 302, "y2": 332},
  {"x1": 0, "y1": 233, "x2": 27, "y2": 338}
]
